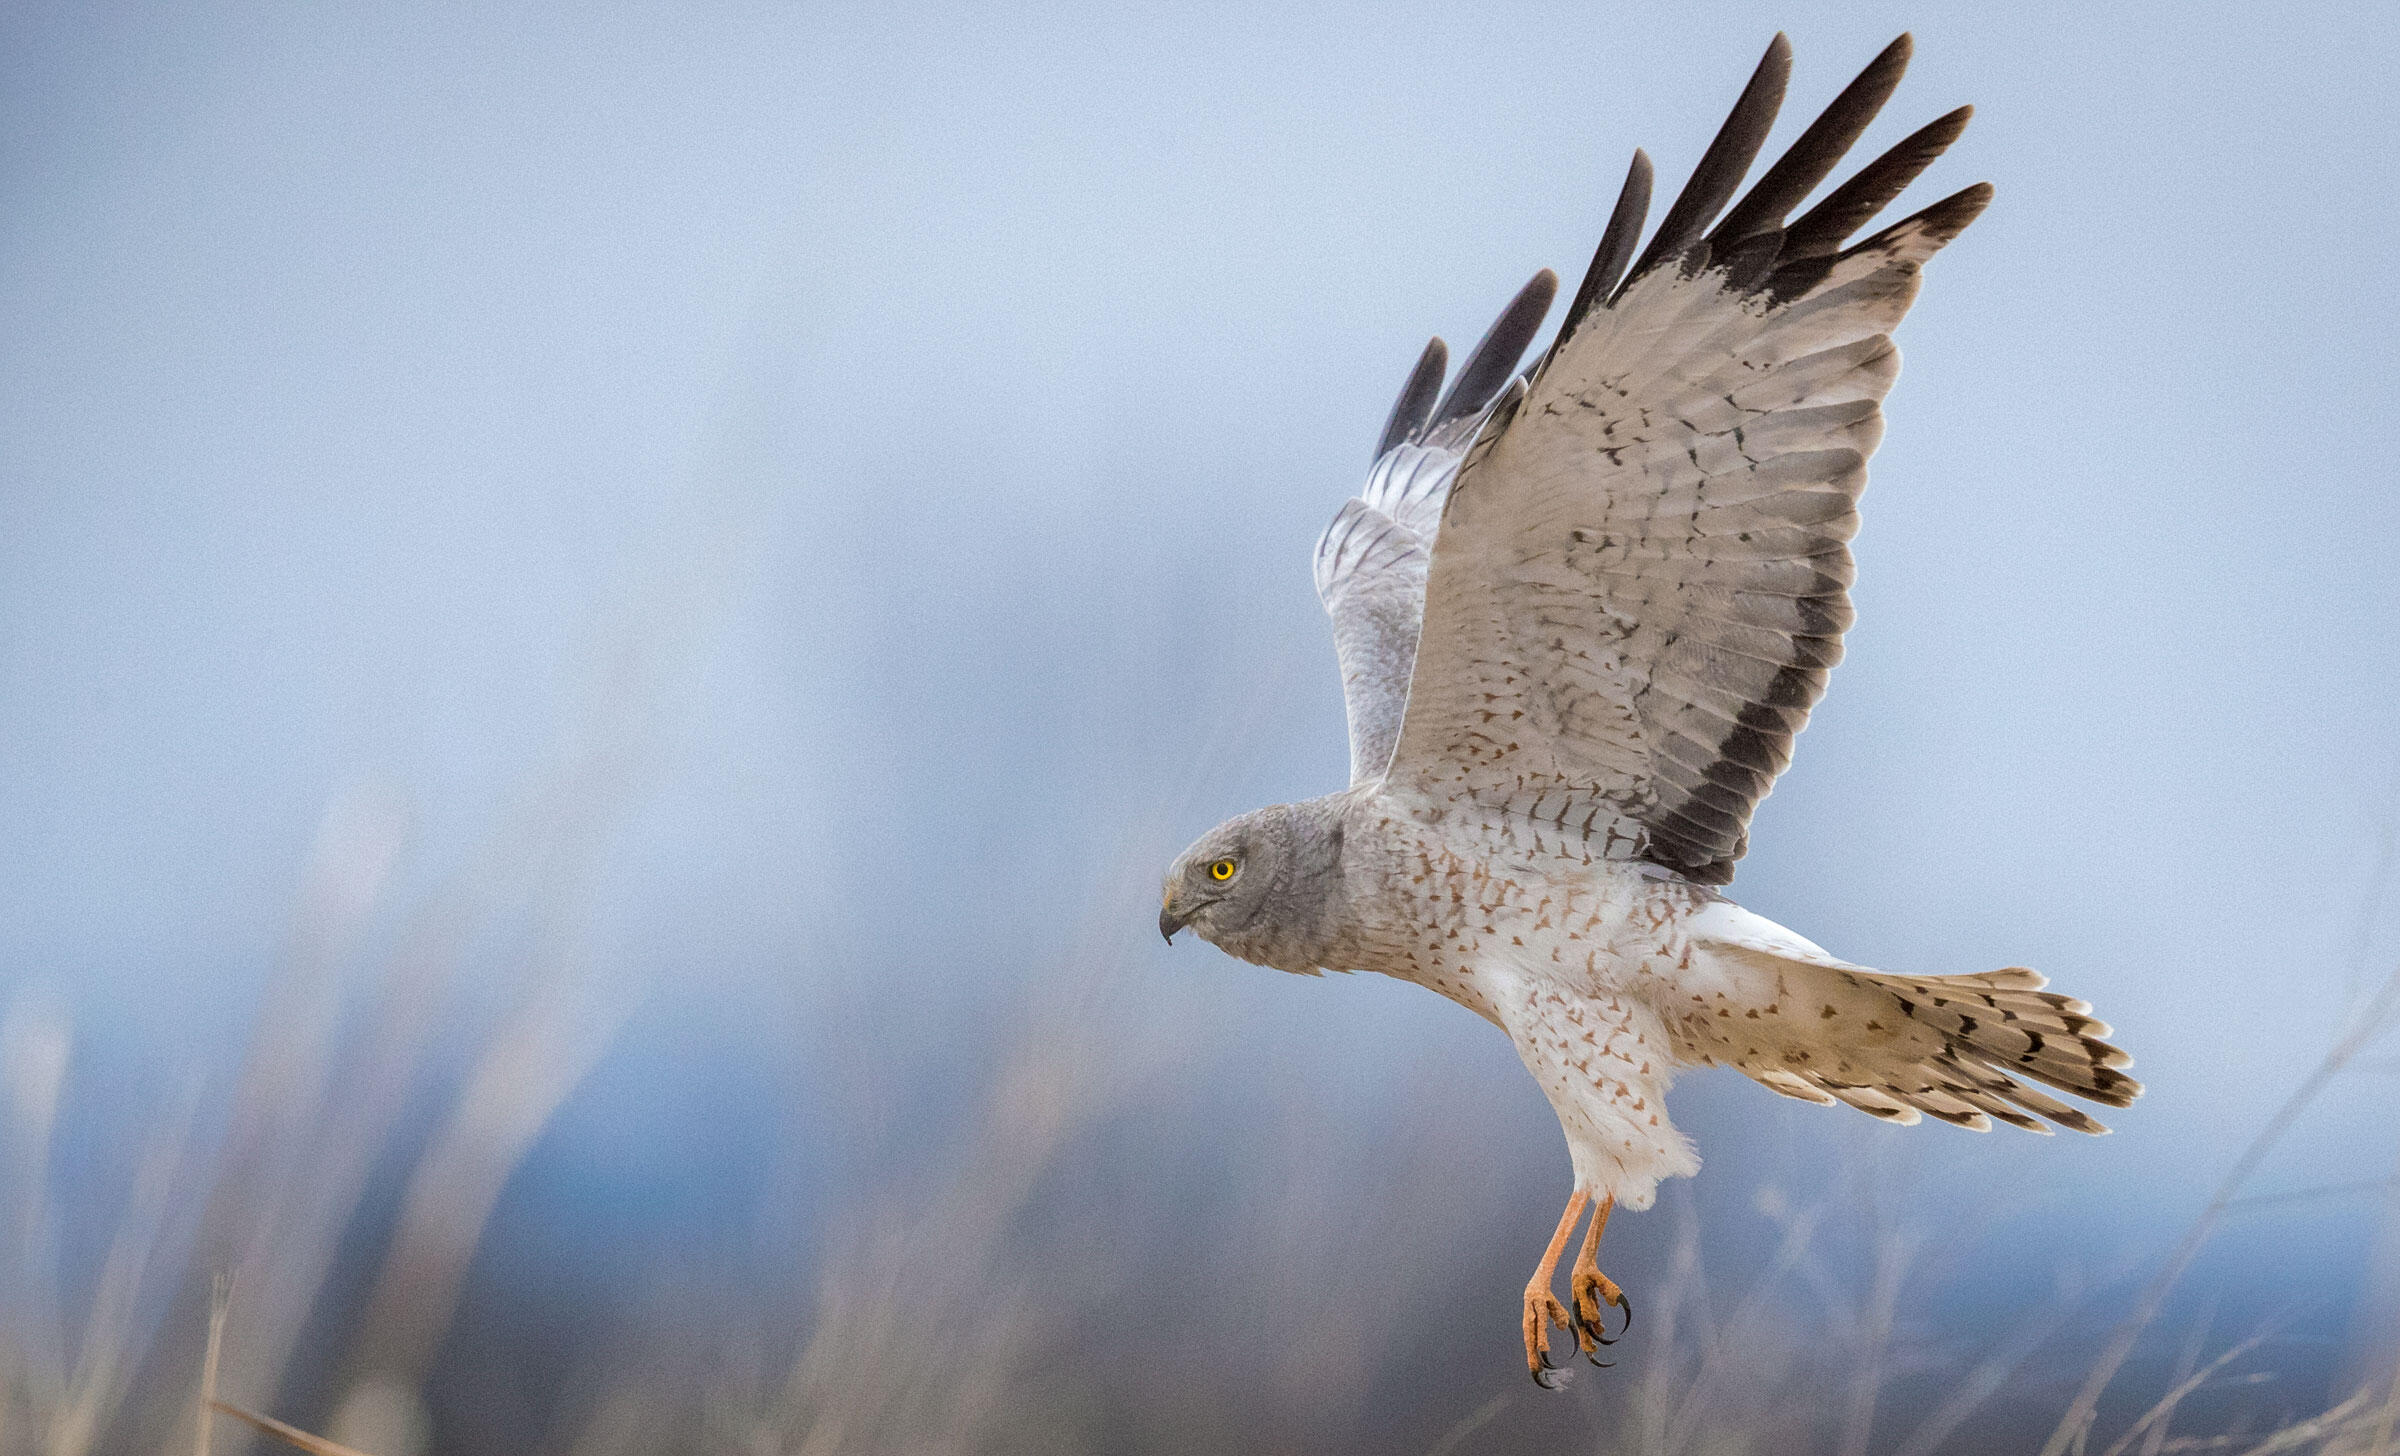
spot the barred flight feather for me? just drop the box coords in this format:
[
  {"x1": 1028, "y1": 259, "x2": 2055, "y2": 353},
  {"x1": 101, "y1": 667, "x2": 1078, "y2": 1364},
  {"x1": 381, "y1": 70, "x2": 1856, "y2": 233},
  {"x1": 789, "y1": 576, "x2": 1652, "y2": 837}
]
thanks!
[
  {"x1": 1165, "y1": 38, "x2": 2139, "y2": 1374},
  {"x1": 1373, "y1": 47, "x2": 1993, "y2": 882}
]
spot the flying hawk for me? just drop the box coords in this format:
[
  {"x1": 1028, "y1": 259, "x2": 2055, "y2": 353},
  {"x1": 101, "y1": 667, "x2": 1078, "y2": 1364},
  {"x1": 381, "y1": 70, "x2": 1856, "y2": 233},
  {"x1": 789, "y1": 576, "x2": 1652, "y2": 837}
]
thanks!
[{"x1": 1156, "y1": 34, "x2": 2139, "y2": 1383}]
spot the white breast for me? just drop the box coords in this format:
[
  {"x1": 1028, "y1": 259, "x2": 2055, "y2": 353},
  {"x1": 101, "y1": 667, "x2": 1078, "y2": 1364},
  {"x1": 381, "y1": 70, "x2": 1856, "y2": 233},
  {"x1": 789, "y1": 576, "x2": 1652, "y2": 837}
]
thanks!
[{"x1": 1342, "y1": 805, "x2": 1706, "y2": 1206}]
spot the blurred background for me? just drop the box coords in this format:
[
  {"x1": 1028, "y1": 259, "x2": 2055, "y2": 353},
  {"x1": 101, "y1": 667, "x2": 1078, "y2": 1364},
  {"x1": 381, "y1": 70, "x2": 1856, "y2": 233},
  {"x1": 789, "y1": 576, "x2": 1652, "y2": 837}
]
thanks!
[{"x1": 4, "y1": 1, "x2": 2398, "y2": 1452}]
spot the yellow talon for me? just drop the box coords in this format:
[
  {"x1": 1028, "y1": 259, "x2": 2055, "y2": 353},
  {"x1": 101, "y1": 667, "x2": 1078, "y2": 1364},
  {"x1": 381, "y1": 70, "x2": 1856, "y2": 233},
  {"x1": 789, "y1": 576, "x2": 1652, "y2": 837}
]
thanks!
[
  {"x1": 1521, "y1": 1188, "x2": 1591, "y2": 1385},
  {"x1": 1568, "y1": 1194, "x2": 1627, "y2": 1354}
]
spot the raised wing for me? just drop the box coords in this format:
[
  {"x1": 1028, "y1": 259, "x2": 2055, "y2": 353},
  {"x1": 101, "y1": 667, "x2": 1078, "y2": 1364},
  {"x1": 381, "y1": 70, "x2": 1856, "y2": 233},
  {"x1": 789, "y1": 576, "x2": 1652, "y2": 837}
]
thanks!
[
  {"x1": 1385, "y1": 33, "x2": 1989, "y2": 884},
  {"x1": 1313, "y1": 276, "x2": 1556, "y2": 784}
]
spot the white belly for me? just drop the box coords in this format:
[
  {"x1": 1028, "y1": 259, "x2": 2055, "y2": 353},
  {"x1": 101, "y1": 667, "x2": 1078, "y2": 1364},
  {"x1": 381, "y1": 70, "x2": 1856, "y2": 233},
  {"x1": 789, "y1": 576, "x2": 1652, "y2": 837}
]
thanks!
[{"x1": 1343, "y1": 810, "x2": 1707, "y2": 1206}]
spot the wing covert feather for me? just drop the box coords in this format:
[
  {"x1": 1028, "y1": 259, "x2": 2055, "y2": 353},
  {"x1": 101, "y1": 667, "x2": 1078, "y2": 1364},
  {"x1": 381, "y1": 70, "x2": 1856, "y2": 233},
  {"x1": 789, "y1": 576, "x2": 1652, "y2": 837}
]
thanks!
[{"x1": 1383, "y1": 39, "x2": 1990, "y2": 884}]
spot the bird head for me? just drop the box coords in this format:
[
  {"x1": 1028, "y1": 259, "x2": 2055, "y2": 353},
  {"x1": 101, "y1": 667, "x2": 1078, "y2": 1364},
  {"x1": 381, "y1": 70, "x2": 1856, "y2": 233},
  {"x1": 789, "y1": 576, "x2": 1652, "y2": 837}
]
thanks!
[
  {"x1": 1157, "y1": 807, "x2": 1289, "y2": 958},
  {"x1": 1157, "y1": 800, "x2": 1353, "y2": 975}
]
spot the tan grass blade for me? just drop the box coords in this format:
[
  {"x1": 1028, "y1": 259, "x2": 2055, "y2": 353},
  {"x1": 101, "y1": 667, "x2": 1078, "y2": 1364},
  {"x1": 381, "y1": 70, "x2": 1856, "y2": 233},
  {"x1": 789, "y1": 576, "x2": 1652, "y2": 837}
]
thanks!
[
  {"x1": 2042, "y1": 954, "x2": 2400, "y2": 1456},
  {"x1": 53, "y1": 1086, "x2": 201, "y2": 1456},
  {"x1": 2098, "y1": 1331, "x2": 2272, "y2": 1456},
  {"x1": 195, "y1": 1277, "x2": 227, "y2": 1456},
  {"x1": 340, "y1": 948, "x2": 631, "y2": 1393},
  {"x1": 206, "y1": 1400, "x2": 381, "y2": 1456}
]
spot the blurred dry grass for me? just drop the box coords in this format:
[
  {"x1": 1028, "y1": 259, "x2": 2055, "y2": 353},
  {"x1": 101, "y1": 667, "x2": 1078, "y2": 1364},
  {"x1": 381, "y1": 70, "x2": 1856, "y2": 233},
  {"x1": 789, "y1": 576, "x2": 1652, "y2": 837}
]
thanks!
[
  {"x1": 0, "y1": 758, "x2": 643, "y2": 1456},
  {"x1": 4, "y1": 848, "x2": 2399, "y2": 1455},
  {"x1": 2, "y1": 496, "x2": 2395, "y2": 1454},
  {"x1": 0, "y1": 313, "x2": 783, "y2": 1454},
  {"x1": 6, "y1": 715, "x2": 2399, "y2": 1455}
]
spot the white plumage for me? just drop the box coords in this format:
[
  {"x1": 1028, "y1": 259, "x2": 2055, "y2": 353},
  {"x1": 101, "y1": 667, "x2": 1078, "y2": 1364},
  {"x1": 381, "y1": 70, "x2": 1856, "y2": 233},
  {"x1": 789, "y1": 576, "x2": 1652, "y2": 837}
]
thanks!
[{"x1": 1160, "y1": 32, "x2": 2139, "y2": 1383}]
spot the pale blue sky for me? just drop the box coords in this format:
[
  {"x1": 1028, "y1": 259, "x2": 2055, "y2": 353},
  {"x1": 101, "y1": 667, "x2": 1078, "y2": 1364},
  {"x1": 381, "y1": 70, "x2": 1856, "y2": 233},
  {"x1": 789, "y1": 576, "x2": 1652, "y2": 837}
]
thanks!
[{"x1": 3, "y1": 1, "x2": 2396, "y2": 1444}]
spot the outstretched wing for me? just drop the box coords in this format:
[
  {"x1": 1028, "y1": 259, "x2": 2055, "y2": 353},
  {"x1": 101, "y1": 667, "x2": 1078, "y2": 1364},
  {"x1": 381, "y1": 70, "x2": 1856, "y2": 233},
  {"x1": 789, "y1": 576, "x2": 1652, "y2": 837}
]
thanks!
[
  {"x1": 1385, "y1": 33, "x2": 1989, "y2": 884},
  {"x1": 1313, "y1": 276, "x2": 1556, "y2": 785}
]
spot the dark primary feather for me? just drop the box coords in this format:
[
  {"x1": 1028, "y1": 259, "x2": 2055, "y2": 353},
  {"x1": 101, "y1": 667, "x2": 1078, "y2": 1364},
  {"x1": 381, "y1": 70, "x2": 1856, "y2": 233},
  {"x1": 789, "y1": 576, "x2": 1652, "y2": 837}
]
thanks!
[
  {"x1": 1621, "y1": 33, "x2": 1792, "y2": 291},
  {"x1": 1853, "y1": 181, "x2": 1993, "y2": 255},
  {"x1": 1709, "y1": 32, "x2": 1912, "y2": 247},
  {"x1": 1552, "y1": 150, "x2": 1653, "y2": 357},
  {"x1": 1378, "y1": 33, "x2": 1943, "y2": 458},
  {"x1": 1778, "y1": 105, "x2": 1974, "y2": 261},
  {"x1": 1620, "y1": 40, "x2": 1980, "y2": 882},
  {"x1": 1375, "y1": 337, "x2": 1449, "y2": 459},
  {"x1": 1425, "y1": 269, "x2": 1557, "y2": 435},
  {"x1": 1770, "y1": 177, "x2": 1992, "y2": 301}
]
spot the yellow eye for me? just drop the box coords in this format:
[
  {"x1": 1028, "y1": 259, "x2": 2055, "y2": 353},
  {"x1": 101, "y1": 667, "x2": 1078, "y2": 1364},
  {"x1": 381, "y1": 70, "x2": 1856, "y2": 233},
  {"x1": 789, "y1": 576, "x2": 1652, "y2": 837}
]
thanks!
[{"x1": 1208, "y1": 858, "x2": 1237, "y2": 881}]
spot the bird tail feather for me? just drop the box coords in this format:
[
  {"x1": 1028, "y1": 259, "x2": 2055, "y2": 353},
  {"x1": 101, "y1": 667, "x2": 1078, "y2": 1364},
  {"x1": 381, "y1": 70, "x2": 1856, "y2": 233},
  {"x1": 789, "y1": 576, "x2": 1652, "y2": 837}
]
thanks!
[
  {"x1": 1822, "y1": 967, "x2": 2140, "y2": 1134},
  {"x1": 1685, "y1": 903, "x2": 2141, "y2": 1135}
]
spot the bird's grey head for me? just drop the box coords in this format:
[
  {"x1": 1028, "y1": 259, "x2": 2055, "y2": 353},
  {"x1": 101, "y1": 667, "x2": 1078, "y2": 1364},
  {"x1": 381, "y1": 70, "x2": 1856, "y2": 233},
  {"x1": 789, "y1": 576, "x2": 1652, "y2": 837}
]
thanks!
[{"x1": 1158, "y1": 799, "x2": 1349, "y2": 975}]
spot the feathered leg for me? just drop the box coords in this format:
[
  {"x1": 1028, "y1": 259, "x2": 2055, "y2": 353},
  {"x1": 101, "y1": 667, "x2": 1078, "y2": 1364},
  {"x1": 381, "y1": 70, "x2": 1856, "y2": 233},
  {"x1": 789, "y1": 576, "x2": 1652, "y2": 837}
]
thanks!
[{"x1": 1522, "y1": 1189, "x2": 1589, "y2": 1386}]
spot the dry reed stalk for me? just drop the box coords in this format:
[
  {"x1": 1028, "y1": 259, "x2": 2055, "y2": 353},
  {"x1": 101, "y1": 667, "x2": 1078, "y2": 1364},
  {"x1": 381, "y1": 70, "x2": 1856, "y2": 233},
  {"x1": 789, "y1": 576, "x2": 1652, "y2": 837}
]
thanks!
[
  {"x1": 745, "y1": 978, "x2": 1111, "y2": 1456},
  {"x1": 193, "y1": 791, "x2": 428, "y2": 1422},
  {"x1": 1422, "y1": 1392, "x2": 1511, "y2": 1456},
  {"x1": 318, "y1": 326, "x2": 786, "y2": 1438},
  {"x1": 3, "y1": 992, "x2": 72, "y2": 1420},
  {"x1": 201, "y1": 788, "x2": 405, "y2": 1278},
  {"x1": 338, "y1": 907, "x2": 634, "y2": 1397},
  {"x1": 1885, "y1": 1270, "x2": 2083, "y2": 1456},
  {"x1": 1632, "y1": 1194, "x2": 1707, "y2": 1456},
  {"x1": 2225, "y1": 1386, "x2": 2380, "y2": 1456},
  {"x1": 197, "y1": 1277, "x2": 228, "y2": 1456},
  {"x1": 2346, "y1": 1152, "x2": 2400, "y2": 1437},
  {"x1": 2039, "y1": 956, "x2": 2400, "y2": 1456},
  {"x1": 214, "y1": 426, "x2": 765, "y2": 1446},
  {"x1": 706, "y1": 650, "x2": 1328, "y2": 1456},
  {"x1": 1660, "y1": 1189, "x2": 1829, "y2": 1454},
  {"x1": 1836, "y1": 1203, "x2": 1919, "y2": 1456},
  {"x1": 207, "y1": 1400, "x2": 381, "y2": 1456},
  {"x1": 50, "y1": 1085, "x2": 203, "y2": 1456},
  {"x1": 2138, "y1": 1304, "x2": 2219, "y2": 1456},
  {"x1": 2098, "y1": 1331, "x2": 2277, "y2": 1456}
]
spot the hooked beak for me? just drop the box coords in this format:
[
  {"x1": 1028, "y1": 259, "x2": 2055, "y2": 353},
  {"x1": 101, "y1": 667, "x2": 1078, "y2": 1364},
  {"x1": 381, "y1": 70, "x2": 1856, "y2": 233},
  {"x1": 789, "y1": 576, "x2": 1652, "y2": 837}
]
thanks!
[{"x1": 1158, "y1": 898, "x2": 1187, "y2": 944}]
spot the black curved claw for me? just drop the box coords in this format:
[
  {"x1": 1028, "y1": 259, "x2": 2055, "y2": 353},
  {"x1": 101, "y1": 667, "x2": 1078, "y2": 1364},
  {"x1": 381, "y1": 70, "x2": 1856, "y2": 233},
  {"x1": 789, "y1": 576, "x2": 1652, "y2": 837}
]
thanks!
[
  {"x1": 1571, "y1": 1288, "x2": 1635, "y2": 1364},
  {"x1": 1579, "y1": 1317, "x2": 1615, "y2": 1366},
  {"x1": 1569, "y1": 1301, "x2": 1611, "y2": 1351}
]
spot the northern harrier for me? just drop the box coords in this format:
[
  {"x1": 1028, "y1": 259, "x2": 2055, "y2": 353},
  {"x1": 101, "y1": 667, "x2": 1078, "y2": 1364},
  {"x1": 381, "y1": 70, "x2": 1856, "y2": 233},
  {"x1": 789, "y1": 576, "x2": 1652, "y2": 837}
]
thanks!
[{"x1": 1156, "y1": 35, "x2": 2139, "y2": 1383}]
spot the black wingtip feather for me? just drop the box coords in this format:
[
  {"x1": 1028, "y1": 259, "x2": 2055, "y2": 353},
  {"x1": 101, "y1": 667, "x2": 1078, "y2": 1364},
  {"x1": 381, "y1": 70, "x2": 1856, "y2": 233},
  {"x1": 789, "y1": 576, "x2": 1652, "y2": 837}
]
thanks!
[
  {"x1": 1865, "y1": 179, "x2": 1994, "y2": 250},
  {"x1": 1375, "y1": 336, "x2": 1449, "y2": 458},
  {"x1": 1782, "y1": 103, "x2": 1974, "y2": 261},
  {"x1": 1428, "y1": 270, "x2": 1556, "y2": 432},
  {"x1": 1622, "y1": 33, "x2": 1792, "y2": 291},
  {"x1": 1554, "y1": 150, "x2": 1653, "y2": 353},
  {"x1": 1710, "y1": 33, "x2": 1913, "y2": 247}
]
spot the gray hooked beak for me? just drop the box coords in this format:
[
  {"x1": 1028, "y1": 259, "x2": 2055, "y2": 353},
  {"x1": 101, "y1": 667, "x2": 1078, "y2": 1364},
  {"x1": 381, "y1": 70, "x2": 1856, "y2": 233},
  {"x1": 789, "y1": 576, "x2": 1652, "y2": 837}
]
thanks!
[{"x1": 1159, "y1": 899, "x2": 1186, "y2": 944}]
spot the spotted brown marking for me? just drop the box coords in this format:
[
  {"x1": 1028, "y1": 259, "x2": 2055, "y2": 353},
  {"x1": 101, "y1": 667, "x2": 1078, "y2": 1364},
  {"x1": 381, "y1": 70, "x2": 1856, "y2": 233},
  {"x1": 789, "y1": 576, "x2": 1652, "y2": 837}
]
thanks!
[{"x1": 1164, "y1": 36, "x2": 2137, "y2": 1386}]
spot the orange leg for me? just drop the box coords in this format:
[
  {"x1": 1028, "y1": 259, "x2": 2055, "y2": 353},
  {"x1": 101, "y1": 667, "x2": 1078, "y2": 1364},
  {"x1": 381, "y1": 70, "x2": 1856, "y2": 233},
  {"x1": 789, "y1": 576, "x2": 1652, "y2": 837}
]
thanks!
[
  {"x1": 1568, "y1": 1194, "x2": 1631, "y2": 1357},
  {"x1": 1521, "y1": 1188, "x2": 1589, "y2": 1386}
]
